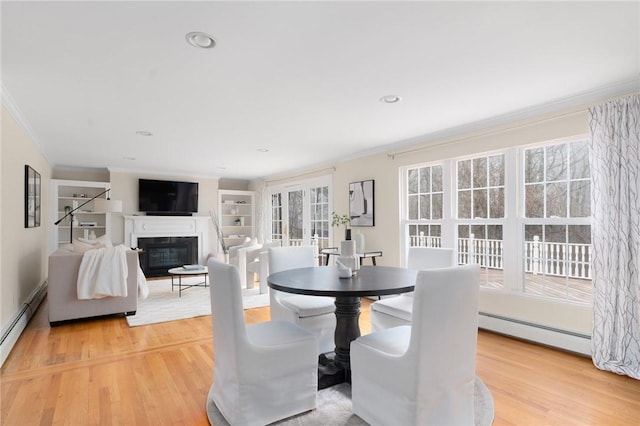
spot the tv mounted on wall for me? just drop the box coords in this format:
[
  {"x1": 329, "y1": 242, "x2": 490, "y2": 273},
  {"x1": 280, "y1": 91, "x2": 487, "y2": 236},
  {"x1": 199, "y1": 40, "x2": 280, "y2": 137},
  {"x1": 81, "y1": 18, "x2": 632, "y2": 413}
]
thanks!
[{"x1": 138, "y1": 179, "x2": 199, "y2": 215}]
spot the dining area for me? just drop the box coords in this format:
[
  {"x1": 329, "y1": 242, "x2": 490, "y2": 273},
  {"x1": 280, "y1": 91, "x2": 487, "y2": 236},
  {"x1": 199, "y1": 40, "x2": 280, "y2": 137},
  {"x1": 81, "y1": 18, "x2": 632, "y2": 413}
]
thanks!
[{"x1": 205, "y1": 246, "x2": 492, "y2": 425}]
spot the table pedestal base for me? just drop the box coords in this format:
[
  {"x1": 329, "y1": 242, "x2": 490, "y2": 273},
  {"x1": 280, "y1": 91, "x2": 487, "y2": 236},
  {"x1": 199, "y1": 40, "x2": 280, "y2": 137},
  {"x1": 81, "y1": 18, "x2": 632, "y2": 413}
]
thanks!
[
  {"x1": 318, "y1": 352, "x2": 346, "y2": 389},
  {"x1": 317, "y1": 296, "x2": 361, "y2": 389}
]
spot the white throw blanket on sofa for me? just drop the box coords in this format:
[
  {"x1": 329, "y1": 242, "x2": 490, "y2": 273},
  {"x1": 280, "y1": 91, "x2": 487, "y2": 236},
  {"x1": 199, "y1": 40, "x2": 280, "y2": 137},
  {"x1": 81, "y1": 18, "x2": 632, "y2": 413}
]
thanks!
[{"x1": 77, "y1": 245, "x2": 149, "y2": 300}]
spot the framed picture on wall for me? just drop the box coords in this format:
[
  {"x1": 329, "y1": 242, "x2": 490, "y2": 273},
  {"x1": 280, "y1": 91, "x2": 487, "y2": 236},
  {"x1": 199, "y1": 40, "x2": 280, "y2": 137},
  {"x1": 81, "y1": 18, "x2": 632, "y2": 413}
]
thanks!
[
  {"x1": 24, "y1": 165, "x2": 41, "y2": 228},
  {"x1": 349, "y1": 179, "x2": 375, "y2": 226}
]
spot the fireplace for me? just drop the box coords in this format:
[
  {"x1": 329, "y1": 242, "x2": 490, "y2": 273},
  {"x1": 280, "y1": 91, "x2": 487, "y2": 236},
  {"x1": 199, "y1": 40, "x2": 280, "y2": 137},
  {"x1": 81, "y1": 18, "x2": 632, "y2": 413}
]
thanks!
[
  {"x1": 137, "y1": 236, "x2": 198, "y2": 277},
  {"x1": 124, "y1": 215, "x2": 211, "y2": 275}
]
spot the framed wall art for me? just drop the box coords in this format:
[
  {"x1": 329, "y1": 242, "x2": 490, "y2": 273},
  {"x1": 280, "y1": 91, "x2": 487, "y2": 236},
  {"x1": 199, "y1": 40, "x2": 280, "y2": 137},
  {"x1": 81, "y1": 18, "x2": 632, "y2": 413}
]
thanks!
[
  {"x1": 349, "y1": 179, "x2": 374, "y2": 226},
  {"x1": 24, "y1": 165, "x2": 41, "y2": 228}
]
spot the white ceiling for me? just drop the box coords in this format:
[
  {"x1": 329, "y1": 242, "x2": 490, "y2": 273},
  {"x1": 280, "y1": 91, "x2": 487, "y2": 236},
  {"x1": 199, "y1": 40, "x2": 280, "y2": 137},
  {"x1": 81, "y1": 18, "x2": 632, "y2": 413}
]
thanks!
[{"x1": 2, "y1": 1, "x2": 639, "y2": 181}]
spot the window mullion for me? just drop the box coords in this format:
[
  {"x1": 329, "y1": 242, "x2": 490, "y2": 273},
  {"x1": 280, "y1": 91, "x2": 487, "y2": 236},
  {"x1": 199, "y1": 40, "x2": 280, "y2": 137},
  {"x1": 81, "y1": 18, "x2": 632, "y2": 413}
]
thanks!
[
  {"x1": 441, "y1": 160, "x2": 455, "y2": 249},
  {"x1": 504, "y1": 147, "x2": 522, "y2": 292}
]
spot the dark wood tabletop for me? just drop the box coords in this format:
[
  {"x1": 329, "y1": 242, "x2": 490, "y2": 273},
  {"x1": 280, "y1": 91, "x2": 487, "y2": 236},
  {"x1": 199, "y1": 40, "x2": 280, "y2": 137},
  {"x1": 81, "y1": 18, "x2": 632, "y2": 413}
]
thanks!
[{"x1": 268, "y1": 265, "x2": 417, "y2": 297}]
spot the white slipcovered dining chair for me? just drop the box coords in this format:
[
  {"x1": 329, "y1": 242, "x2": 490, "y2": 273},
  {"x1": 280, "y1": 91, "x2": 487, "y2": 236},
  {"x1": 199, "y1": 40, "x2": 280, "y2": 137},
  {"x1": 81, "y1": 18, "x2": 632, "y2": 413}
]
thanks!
[
  {"x1": 206, "y1": 258, "x2": 318, "y2": 425},
  {"x1": 351, "y1": 263, "x2": 481, "y2": 426},
  {"x1": 370, "y1": 247, "x2": 455, "y2": 331},
  {"x1": 269, "y1": 246, "x2": 336, "y2": 354}
]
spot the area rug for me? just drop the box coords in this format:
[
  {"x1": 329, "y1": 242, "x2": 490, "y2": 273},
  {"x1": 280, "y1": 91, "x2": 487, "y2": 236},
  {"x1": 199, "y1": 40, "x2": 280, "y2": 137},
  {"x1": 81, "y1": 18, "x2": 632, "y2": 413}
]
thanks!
[
  {"x1": 206, "y1": 377, "x2": 494, "y2": 425},
  {"x1": 125, "y1": 278, "x2": 270, "y2": 327}
]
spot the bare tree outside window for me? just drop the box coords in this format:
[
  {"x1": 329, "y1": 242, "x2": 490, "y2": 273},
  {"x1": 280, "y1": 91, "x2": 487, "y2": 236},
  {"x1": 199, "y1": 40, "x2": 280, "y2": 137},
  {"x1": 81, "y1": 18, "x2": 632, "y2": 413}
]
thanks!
[
  {"x1": 407, "y1": 165, "x2": 443, "y2": 247},
  {"x1": 456, "y1": 153, "x2": 505, "y2": 289},
  {"x1": 523, "y1": 139, "x2": 592, "y2": 302},
  {"x1": 457, "y1": 154, "x2": 505, "y2": 220},
  {"x1": 271, "y1": 193, "x2": 283, "y2": 241},
  {"x1": 310, "y1": 186, "x2": 330, "y2": 249},
  {"x1": 404, "y1": 138, "x2": 592, "y2": 304}
]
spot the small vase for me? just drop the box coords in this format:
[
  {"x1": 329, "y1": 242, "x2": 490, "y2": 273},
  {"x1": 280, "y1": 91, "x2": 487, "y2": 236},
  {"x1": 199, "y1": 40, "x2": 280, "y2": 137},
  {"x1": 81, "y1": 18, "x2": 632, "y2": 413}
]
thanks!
[
  {"x1": 338, "y1": 240, "x2": 359, "y2": 273},
  {"x1": 345, "y1": 229, "x2": 352, "y2": 240}
]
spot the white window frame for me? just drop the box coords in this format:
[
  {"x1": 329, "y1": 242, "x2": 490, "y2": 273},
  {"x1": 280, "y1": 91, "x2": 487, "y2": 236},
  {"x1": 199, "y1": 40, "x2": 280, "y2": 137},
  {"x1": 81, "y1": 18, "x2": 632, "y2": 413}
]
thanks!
[
  {"x1": 401, "y1": 135, "x2": 591, "y2": 304},
  {"x1": 267, "y1": 175, "x2": 333, "y2": 247}
]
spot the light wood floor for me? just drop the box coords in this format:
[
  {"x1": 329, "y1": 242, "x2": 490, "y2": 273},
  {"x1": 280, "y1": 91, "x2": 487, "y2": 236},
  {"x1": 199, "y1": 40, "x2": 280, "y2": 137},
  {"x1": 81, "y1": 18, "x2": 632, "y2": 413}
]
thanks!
[{"x1": 2, "y1": 297, "x2": 639, "y2": 425}]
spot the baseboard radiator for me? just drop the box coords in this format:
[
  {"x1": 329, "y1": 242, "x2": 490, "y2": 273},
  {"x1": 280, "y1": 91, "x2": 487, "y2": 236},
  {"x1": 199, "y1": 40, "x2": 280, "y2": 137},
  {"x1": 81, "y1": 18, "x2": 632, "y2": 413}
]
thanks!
[
  {"x1": 0, "y1": 280, "x2": 47, "y2": 367},
  {"x1": 479, "y1": 312, "x2": 592, "y2": 357}
]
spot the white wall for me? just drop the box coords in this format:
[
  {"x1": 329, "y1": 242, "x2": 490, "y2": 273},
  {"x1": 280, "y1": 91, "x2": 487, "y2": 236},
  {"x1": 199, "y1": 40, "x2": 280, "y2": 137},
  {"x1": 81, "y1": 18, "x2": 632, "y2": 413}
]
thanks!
[
  {"x1": 108, "y1": 171, "x2": 220, "y2": 258},
  {"x1": 1, "y1": 105, "x2": 51, "y2": 328}
]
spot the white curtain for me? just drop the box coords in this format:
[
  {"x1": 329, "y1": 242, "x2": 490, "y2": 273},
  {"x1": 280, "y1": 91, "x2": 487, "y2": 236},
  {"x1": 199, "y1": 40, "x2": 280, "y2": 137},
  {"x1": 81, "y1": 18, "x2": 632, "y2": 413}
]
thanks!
[
  {"x1": 253, "y1": 179, "x2": 267, "y2": 243},
  {"x1": 589, "y1": 94, "x2": 640, "y2": 379}
]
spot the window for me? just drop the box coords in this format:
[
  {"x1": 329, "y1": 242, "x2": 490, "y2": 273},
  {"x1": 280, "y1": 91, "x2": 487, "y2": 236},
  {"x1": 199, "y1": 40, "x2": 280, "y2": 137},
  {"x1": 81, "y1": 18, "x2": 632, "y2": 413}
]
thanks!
[
  {"x1": 402, "y1": 138, "x2": 592, "y2": 303},
  {"x1": 457, "y1": 155, "x2": 505, "y2": 219},
  {"x1": 456, "y1": 154, "x2": 505, "y2": 289},
  {"x1": 522, "y1": 140, "x2": 591, "y2": 303},
  {"x1": 271, "y1": 193, "x2": 283, "y2": 241},
  {"x1": 268, "y1": 176, "x2": 332, "y2": 249},
  {"x1": 310, "y1": 185, "x2": 330, "y2": 249},
  {"x1": 407, "y1": 165, "x2": 443, "y2": 247}
]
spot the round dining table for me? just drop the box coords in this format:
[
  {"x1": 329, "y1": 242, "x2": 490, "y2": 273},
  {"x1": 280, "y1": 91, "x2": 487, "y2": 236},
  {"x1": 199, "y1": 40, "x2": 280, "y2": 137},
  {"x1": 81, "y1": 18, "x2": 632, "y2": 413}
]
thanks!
[{"x1": 268, "y1": 265, "x2": 417, "y2": 388}]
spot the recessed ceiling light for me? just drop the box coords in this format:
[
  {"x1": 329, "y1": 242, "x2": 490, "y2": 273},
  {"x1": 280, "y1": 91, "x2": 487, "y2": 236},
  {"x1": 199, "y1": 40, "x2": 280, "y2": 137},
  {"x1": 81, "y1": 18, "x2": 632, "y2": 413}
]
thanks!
[
  {"x1": 123, "y1": 156, "x2": 136, "y2": 161},
  {"x1": 380, "y1": 95, "x2": 402, "y2": 104},
  {"x1": 136, "y1": 130, "x2": 153, "y2": 136},
  {"x1": 186, "y1": 32, "x2": 216, "y2": 49},
  {"x1": 257, "y1": 148, "x2": 269, "y2": 153}
]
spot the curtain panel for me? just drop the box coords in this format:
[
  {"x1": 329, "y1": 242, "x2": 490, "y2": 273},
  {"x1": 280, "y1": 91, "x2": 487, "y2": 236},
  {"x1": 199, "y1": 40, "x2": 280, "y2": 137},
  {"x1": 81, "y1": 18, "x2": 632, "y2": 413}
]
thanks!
[{"x1": 589, "y1": 94, "x2": 640, "y2": 379}]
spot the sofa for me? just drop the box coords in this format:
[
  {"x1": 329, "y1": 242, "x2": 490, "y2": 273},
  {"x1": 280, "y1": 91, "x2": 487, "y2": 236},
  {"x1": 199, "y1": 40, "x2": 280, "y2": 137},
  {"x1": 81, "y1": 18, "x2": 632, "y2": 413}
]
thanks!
[{"x1": 48, "y1": 245, "x2": 139, "y2": 325}]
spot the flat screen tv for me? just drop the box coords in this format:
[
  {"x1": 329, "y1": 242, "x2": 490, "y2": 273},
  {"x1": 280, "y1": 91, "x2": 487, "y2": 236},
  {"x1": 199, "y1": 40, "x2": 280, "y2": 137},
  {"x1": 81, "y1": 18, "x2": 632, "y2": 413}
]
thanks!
[{"x1": 138, "y1": 179, "x2": 198, "y2": 215}]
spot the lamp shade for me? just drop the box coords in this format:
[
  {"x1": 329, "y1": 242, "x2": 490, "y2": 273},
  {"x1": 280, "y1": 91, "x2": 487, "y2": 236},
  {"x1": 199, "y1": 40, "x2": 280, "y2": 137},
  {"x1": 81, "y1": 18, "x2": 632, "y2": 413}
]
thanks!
[{"x1": 94, "y1": 198, "x2": 123, "y2": 213}]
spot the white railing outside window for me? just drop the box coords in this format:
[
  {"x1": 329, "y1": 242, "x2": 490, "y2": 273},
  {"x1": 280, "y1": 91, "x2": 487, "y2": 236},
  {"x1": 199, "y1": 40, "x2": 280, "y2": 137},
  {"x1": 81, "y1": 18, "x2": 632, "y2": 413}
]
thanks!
[
  {"x1": 402, "y1": 137, "x2": 592, "y2": 303},
  {"x1": 408, "y1": 232, "x2": 442, "y2": 248},
  {"x1": 457, "y1": 235, "x2": 504, "y2": 270},
  {"x1": 525, "y1": 236, "x2": 591, "y2": 279},
  {"x1": 410, "y1": 233, "x2": 591, "y2": 280}
]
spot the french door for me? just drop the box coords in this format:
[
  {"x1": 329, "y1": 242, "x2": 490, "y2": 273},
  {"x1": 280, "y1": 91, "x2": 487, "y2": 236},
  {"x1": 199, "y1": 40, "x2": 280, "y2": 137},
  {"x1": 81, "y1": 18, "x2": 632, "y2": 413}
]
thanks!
[{"x1": 268, "y1": 177, "x2": 331, "y2": 249}]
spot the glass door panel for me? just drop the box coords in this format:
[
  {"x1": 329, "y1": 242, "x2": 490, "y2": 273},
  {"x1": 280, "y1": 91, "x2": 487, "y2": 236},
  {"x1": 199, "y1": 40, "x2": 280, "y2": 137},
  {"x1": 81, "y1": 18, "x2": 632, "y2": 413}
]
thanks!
[
  {"x1": 288, "y1": 189, "x2": 304, "y2": 246},
  {"x1": 269, "y1": 178, "x2": 331, "y2": 248}
]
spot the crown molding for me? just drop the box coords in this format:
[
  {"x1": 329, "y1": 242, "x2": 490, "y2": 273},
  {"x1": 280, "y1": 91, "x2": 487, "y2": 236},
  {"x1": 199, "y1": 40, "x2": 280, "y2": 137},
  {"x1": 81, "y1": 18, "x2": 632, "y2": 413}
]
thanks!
[
  {"x1": 384, "y1": 75, "x2": 640, "y2": 158},
  {"x1": 106, "y1": 166, "x2": 221, "y2": 181},
  {"x1": 1, "y1": 82, "x2": 51, "y2": 163}
]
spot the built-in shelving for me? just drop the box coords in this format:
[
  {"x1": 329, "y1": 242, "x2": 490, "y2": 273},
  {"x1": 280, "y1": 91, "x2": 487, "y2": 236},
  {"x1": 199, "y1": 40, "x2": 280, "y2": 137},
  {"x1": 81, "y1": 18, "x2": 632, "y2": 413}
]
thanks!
[
  {"x1": 50, "y1": 180, "x2": 112, "y2": 253},
  {"x1": 218, "y1": 190, "x2": 255, "y2": 249}
]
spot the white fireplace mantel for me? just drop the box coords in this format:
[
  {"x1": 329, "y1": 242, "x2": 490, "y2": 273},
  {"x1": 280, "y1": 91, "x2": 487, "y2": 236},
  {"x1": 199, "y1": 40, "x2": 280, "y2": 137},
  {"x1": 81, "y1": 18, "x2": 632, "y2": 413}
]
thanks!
[{"x1": 124, "y1": 215, "x2": 211, "y2": 264}]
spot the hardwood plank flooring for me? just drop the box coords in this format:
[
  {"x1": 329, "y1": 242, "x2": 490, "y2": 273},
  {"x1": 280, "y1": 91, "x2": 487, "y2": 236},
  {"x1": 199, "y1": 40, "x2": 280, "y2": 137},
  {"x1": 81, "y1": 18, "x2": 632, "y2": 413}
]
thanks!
[{"x1": 2, "y1": 297, "x2": 639, "y2": 425}]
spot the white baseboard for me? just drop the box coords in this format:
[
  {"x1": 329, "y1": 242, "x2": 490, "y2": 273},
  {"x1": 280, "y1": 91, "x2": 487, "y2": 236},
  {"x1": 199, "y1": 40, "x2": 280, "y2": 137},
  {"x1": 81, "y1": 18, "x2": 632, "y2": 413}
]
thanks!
[
  {"x1": 0, "y1": 280, "x2": 47, "y2": 367},
  {"x1": 479, "y1": 312, "x2": 591, "y2": 356}
]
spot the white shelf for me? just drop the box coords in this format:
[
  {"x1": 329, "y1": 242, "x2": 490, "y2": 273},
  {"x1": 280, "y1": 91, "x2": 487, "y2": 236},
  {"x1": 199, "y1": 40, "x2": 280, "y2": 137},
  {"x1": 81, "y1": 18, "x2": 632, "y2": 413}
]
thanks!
[
  {"x1": 218, "y1": 190, "x2": 255, "y2": 249},
  {"x1": 57, "y1": 211, "x2": 102, "y2": 214},
  {"x1": 57, "y1": 226, "x2": 106, "y2": 229},
  {"x1": 50, "y1": 179, "x2": 112, "y2": 252}
]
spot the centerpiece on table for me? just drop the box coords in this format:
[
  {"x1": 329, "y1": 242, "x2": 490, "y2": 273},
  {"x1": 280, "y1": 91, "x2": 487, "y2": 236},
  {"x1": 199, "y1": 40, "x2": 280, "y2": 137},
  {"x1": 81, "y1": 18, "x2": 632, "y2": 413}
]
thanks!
[
  {"x1": 332, "y1": 212, "x2": 358, "y2": 275},
  {"x1": 332, "y1": 211, "x2": 351, "y2": 241}
]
